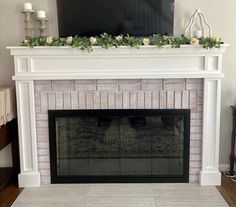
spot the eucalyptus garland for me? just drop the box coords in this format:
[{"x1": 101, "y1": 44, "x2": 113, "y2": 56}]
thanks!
[{"x1": 21, "y1": 33, "x2": 222, "y2": 52}]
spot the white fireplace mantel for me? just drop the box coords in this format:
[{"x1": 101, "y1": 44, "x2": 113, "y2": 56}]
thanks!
[{"x1": 7, "y1": 45, "x2": 227, "y2": 187}]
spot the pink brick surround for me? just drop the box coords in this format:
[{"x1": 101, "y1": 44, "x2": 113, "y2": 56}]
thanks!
[{"x1": 34, "y1": 79, "x2": 203, "y2": 184}]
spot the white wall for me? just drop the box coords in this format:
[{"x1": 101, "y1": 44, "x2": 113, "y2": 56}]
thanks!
[{"x1": 0, "y1": 0, "x2": 235, "y2": 166}]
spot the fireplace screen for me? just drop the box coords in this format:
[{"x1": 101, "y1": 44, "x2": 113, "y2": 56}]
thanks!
[{"x1": 49, "y1": 109, "x2": 190, "y2": 183}]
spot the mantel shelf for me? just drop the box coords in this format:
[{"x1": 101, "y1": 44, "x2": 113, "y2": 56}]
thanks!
[{"x1": 8, "y1": 45, "x2": 227, "y2": 81}]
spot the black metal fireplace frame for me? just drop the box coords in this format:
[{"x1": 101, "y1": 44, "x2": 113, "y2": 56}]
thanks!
[{"x1": 48, "y1": 109, "x2": 190, "y2": 183}]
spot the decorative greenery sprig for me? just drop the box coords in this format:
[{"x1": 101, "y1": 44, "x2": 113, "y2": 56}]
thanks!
[{"x1": 21, "y1": 33, "x2": 223, "y2": 52}]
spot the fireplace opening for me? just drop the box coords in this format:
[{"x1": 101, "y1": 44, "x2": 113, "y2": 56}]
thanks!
[{"x1": 49, "y1": 109, "x2": 190, "y2": 183}]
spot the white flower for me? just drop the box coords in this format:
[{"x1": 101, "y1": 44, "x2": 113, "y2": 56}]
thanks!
[
  {"x1": 66, "y1": 36, "x2": 73, "y2": 44},
  {"x1": 23, "y1": 39, "x2": 29, "y2": 44},
  {"x1": 115, "y1": 35, "x2": 123, "y2": 41},
  {"x1": 46, "y1": 36, "x2": 53, "y2": 45},
  {"x1": 215, "y1": 36, "x2": 221, "y2": 42},
  {"x1": 190, "y1": 38, "x2": 199, "y2": 45},
  {"x1": 143, "y1": 38, "x2": 150, "y2": 46},
  {"x1": 89, "y1": 37, "x2": 97, "y2": 45}
]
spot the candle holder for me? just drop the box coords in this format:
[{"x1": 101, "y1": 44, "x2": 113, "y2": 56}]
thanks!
[
  {"x1": 37, "y1": 18, "x2": 48, "y2": 38},
  {"x1": 22, "y1": 9, "x2": 34, "y2": 39}
]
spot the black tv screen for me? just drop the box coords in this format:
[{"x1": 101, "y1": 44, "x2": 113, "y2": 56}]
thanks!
[{"x1": 57, "y1": 0, "x2": 174, "y2": 37}]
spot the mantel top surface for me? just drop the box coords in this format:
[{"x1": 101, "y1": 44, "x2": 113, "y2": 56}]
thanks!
[{"x1": 7, "y1": 45, "x2": 228, "y2": 56}]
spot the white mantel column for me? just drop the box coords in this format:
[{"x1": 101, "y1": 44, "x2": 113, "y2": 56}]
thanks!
[
  {"x1": 200, "y1": 78, "x2": 222, "y2": 185},
  {"x1": 16, "y1": 80, "x2": 40, "y2": 187}
]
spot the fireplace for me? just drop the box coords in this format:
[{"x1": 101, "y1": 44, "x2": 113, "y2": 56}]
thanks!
[
  {"x1": 8, "y1": 45, "x2": 227, "y2": 186},
  {"x1": 49, "y1": 109, "x2": 190, "y2": 183}
]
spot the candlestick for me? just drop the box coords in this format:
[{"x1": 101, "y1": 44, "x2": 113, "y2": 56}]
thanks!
[
  {"x1": 37, "y1": 18, "x2": 48, "y2": 38},
  {"x1": 23, "y1": 3, "x2": 32, "y2": 11},
  {"x1": 22, "y1": 9, "x2": 34, "y2": 39},
  {"x1": 37, "y1": 10, "x2": 46, "y2": 19}
]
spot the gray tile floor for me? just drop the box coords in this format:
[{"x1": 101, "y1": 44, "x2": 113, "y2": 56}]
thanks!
[{"x1": 12, "y1": 184, "x2": 228, "y2": 207}]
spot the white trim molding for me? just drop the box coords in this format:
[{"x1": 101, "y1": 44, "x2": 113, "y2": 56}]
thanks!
[{"x1": 7, "y1": 45, "x2": 228, "y2": 187}]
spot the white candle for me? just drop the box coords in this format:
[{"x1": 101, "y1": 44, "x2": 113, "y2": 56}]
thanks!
[
  {"x1": 37, "y1": 10, "x2": 46, "y2": 19},
  {"x1": 23, "y1": 3, "x2": 32, "y2": 11},
  {"x1": 194, "y1": 30, "x2": 202, "y2": 38}
]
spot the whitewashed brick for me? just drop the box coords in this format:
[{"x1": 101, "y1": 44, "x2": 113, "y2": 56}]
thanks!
[
  {"x1": 75, "y1": 80, "x2": 96, "y2": 84},
  {"x1": 191, "y1": 112, "x2": 202, "y2": 120},
  {"x1": 78, "y1": 92, "x2": 86, "y2": 109},
  {"x1": 190, "y1": 168, "x2": 200, "y2": 175},
  {"x1": 35, "y1": 84, "x2": 52, "y2": 92},
  {"x1": 189, "y1": 175, "x2": 199, "y2": 183},
  {"x1": 191, "y1": 120, "x2": 202, "y2": 126},
  {"x1": 164, "y1": 79, "x2": 186, "y2": 91},
  {"x1": 186, "y1": 82, "x2": 203, "y2": 90},
  {"x1": 123, "y1": 92, "x2": 130, "y2": 109},
  {"x1": 48, "y1": 92, "x2": 56, "y2": 109},
  {"x1": 40, "y1": 169, "x2": 50, "y2": 176},
  {"x1": 160, "y1": 91, "x2": 167, "y2": 109},
  {"x1": 101, "y1": 92, "x2": 108, "y2": 109},
  {"x1": 56, "y1": 92, "x2": 63, "y2": 109},
  {"x1": 152, "y1": 91, "x2": 159, "y2": 109},
  {"x1": 41, "y1": 176, "x2": 50, "y2": 184},
  {"x1": 108, "y1": 92, "x2": 115, "y2": 109},
  {"x1": 75, "y1": 83, "x2": 96, "y2": 91},
  {"x1": 137, "y1": 91, "x2": 144, "y2": 109},
  {"x1": 190, "y1": 91, "x2": 197, "y2": 112},
  {"x1": 197, "y1": 104, "x2": 203, "y2": 112},
  {"x1": 35, "y1": 80, "x2": 51, "y2": 85},
  {"x1": 36, "y1": 114, "x2": 48, "y2": 121},
  {"x1": 190, "y1": 154, "x2": 201, "y2": 161},
  {"x1": 86, "y1": 92, "x2": 94, "y2": 109},
  {"x1": 190, "y1": 133, "x2": 202, "y2": 141},
  {"x1": 97, "y1": 80, "x2": 118, "y2": 84},
  {"x1": 190, "y1": 147, "x2": 202, "y2": 154},
  {"x1": 141, "y1": 83, "x2": 162, "y2": 91},
  {"x1": 189, "y1": 161, "x2": 201, "y2": 168},
  {"x1": 63, "y1": 92, "x2": 71, "y2": 109},
  {"x1": 174, "y1": 91, "x2": 182, "y2": 109},
  {"x1": 97, "y1": 84, "x2": 118, "y2": 91},
  {"x1": 40, "y1": 92, "x2": 48, "y2": 112},
  {"x1": 38, "y1": 149, "x2": 49, "y2": 156},
  {"x1": 71, "y1": 91, "x2": 78, "y2": 109},
  {"x1": 115, "y1": 92, "x2": 123, "y2": 109},
  {"x1": 191, "y1": 126, "x2": 202, "y2": 134},
  {"x1": 94, "y1": 91, "x2": 101, "y2": 109},
  {"x1": 130, "y1": 92, "x2": 137, "y2": 109},
  {"x1": 38, "y1": 163, "x2": 50, "y2": 169},
  {"x1": 37, "y1": 142, "x2": 49, "y2": 149},
  {"x1": 182, "y1": 91, "x2": 189, "y2": 109},
  {"x1": 38, "y1": 155, "x2": 50, "y2": 162},
  {"x1": 144, "y1": 91, "x2": 152, "y2": 109},
  {"x1": 167, "y1": 91, "x2": 174, "y2": 109},
  {"x1": 52, "y1": 80, "x2": 74, "y2": 91},
  {"x1": 34, "y1": 78, "x2": 204, "y2": 184},
  {"x1": 36, "y1": 121, "x2": 48, "y2": 128}
]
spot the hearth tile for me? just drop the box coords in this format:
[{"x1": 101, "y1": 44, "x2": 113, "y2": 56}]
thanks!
[
  {"x1": 87, "y1": 184, "x2": 153, "y2": 196},
  {"x1": 153, "y1": 185, "x2": 227, "y2": 207},
  {"x1": 12, "y1": 185, "x2": 88, "y2": 207},
  {"x1": 84, "y1": 196, "x2": 156, "y2": 207}
]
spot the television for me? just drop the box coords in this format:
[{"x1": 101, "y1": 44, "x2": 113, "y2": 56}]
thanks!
[{"x1": 56, "y1": 0, "x2": 175, "y2": 37}]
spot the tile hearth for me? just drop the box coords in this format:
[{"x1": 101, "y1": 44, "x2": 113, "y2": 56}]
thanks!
[{"x1": 12, "y1": 184, "x2": 228, "y2": 207}]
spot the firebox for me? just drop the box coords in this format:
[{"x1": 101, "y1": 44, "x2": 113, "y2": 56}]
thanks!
[{"x1": 49, "y1": 109, "x2": 190, "y2": 183}]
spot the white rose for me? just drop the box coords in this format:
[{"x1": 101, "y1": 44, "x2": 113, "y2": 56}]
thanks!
[
  {"x1": 190, "y1": 38, "x2": 199, "y2": 45},
  {"x1": 216, "y1": 36, "x2": 221, "y2": 42},
  {"x1": 115, "y1": 35, "x2": 123, "y2": 41},
  {"x1": 23, "y1": 39, "x2": 29, "y2": 44},
  {"x1": 143, "y1": 38, "x2": 150, "y2": 46},
  {"x1": 89, "y1": 37, "x2": 97, "y2": 45},
  {"x1": 46, "y1": 36, "x2": 53, "y2": 45},
  {"x1": 66, "y1": 36, "x2": 73, "y2": 44}
]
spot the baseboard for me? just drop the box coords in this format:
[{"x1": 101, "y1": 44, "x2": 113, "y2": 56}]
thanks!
[{"x1": 18, "y1": 172, "x2": 40, "y2": 187}]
